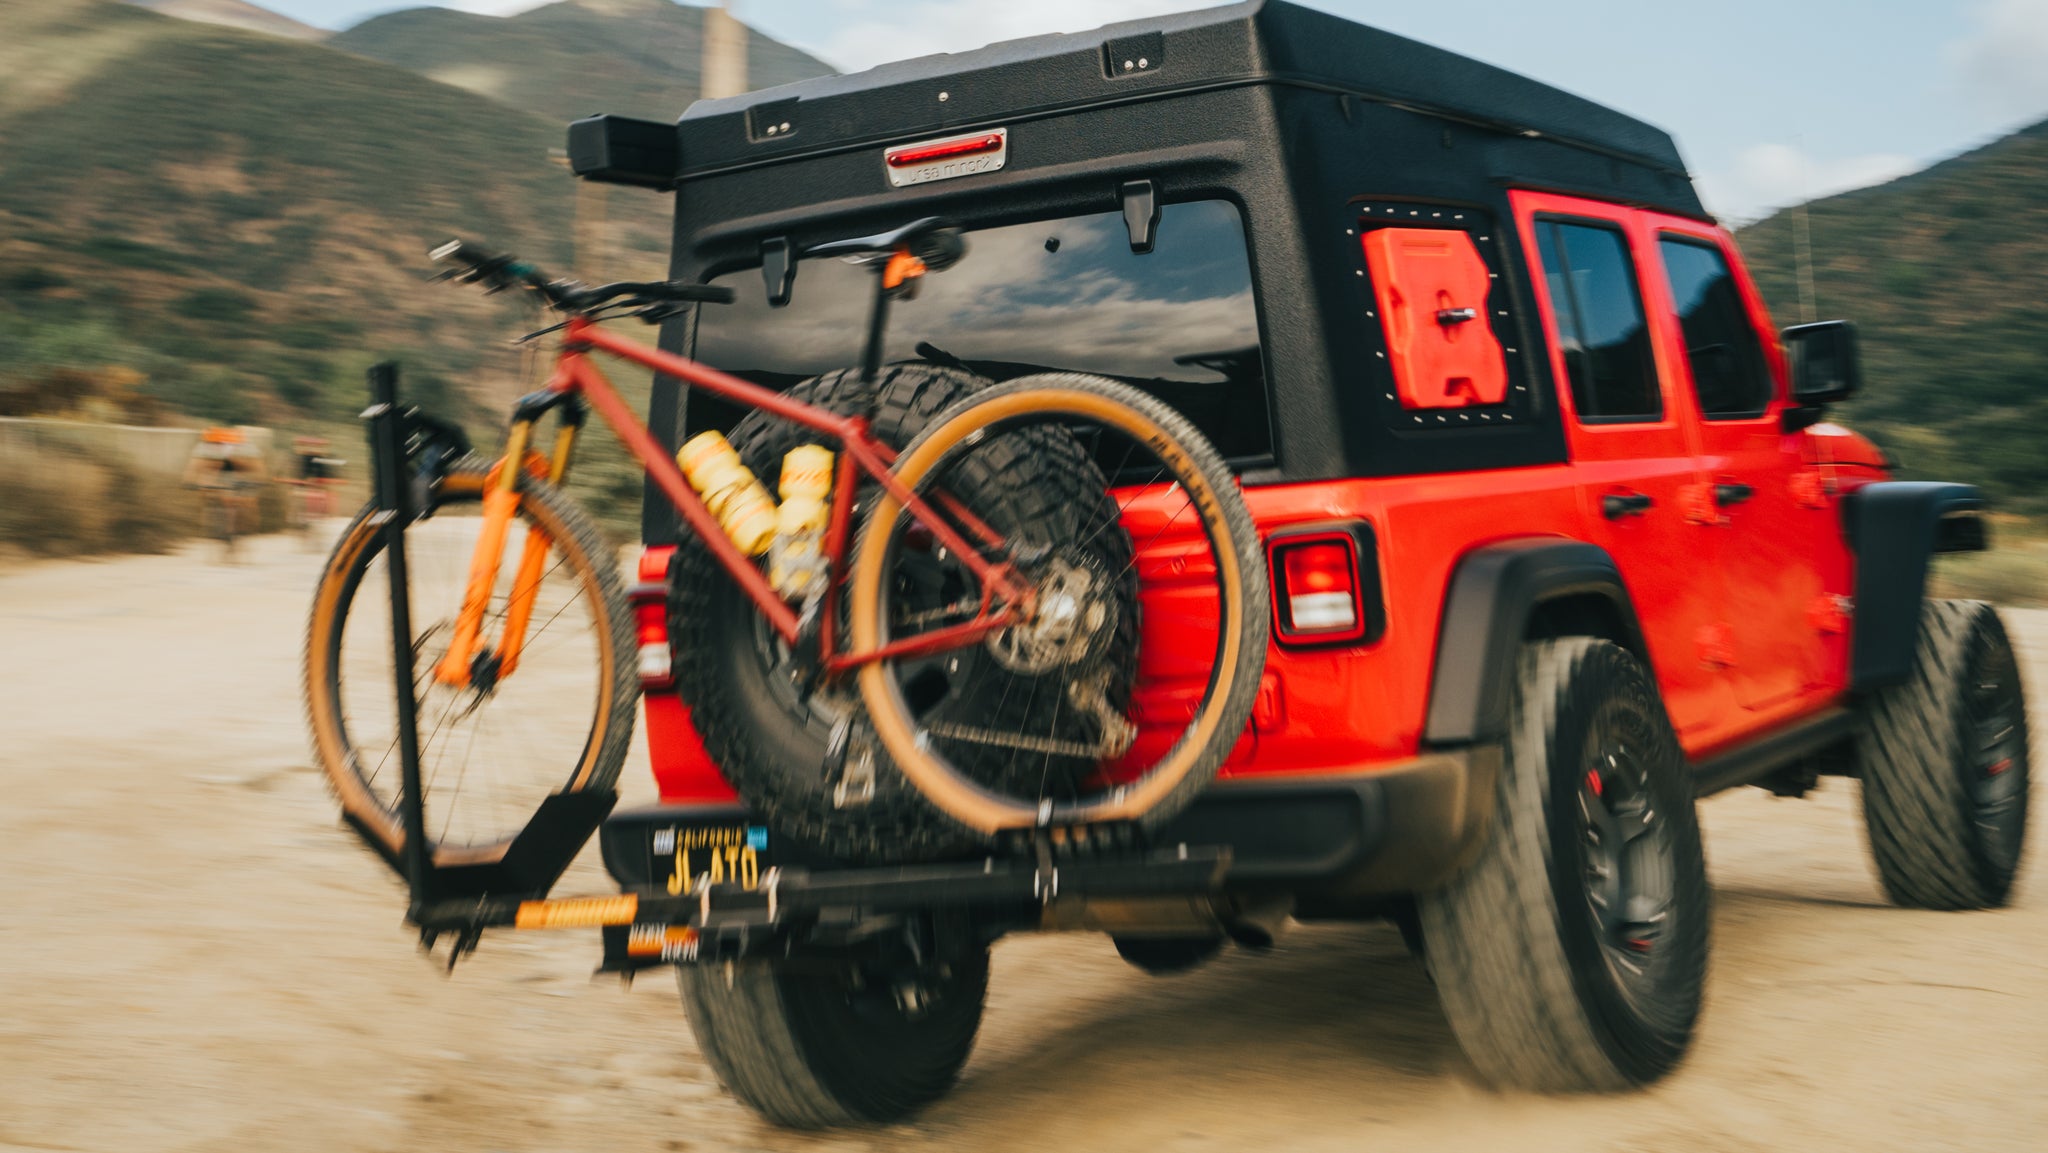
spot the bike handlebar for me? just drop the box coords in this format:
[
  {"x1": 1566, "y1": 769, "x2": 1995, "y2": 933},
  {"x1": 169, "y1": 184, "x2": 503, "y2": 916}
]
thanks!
[
  {"x1": 429, "y1": 240, "x2": 736, "y2": 313},
  {"x1": 433, "y1": 219, "x2": 967, "y2": 316}
]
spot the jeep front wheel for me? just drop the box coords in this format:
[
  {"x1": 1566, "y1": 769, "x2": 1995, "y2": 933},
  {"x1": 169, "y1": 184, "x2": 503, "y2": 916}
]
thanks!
[
  {"x1": 1859, "y1": 598, "x2": 2031, "y2": 909},
  {"x1": 1418, "y1": 638, "x2": 1710, "y2": 1090}
]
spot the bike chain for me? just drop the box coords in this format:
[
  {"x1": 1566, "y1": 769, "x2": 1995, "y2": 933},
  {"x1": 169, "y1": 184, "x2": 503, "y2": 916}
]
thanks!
[
  {"x1": 921, "y1": 672, "x2": 1137, "y2": 760},
  {"x1": 920, "y1": 720, "x2": 1107, "y2": 760},
  {"x1": 894, "y1": 597, "x2": 979, "y2": 630}
]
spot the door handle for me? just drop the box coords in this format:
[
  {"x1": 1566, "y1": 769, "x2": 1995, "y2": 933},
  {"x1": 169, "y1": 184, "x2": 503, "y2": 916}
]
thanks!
[
  {"x1": 1602, "y1": 491, "x2": 1654, "y2": 520},
  {"x1": 1714, "y1": 482, "x2": 1755, "y2": 507}
]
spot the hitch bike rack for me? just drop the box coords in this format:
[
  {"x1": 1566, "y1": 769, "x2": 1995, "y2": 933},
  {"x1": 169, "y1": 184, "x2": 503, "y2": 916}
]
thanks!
[
  {"x1": 353, "y1": 363, "x2": 618, "y2": 962},
  {"x1": 351, "y1": 364, "x2": 1234, "y2": 971}
]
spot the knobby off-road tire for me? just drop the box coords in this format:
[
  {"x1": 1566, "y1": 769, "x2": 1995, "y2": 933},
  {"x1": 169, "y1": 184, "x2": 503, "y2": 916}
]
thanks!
[
  {"x1": 668, "y1": 364, "x2": 1135, "y2": 863},
  {"x1": 1418, "y1": 638, "x2": 1710, "y2": 1091},
  {"x1": 1859, "y1": 598, "x2": 2031, "y2": 909},
  {"x1": 305, "y1": 462, "x2": 636, "y2": 866},
  {"x1": 851, "y1": 373, "x2": 1269, "y2": 844},
  {"x1": 677, "y1": 948, "x2": 990, "y2": 1129}
]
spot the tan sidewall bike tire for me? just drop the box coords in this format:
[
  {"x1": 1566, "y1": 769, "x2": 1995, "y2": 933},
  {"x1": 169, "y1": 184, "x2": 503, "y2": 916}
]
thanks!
[
  {"x1": 303, "y1": 464, "x2": 636, "y2": 867},
  {"x1": 848, "y1": 374, "x2": 1269, "y2": 837}
]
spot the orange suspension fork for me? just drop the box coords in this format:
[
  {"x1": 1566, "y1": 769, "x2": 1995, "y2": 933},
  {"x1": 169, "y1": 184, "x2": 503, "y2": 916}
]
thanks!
[
  {"x1": 433, "y1": 419, "x2": 535, "y2": 687},
  {"x1": 494, "y1": 418, "x2": 578, "y2": 677}
]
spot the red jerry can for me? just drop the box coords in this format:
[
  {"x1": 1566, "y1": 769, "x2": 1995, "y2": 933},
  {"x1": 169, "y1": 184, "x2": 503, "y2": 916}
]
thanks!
[{"x1": 1362, "y1": 228, "x2": 1508, "y2": 409}]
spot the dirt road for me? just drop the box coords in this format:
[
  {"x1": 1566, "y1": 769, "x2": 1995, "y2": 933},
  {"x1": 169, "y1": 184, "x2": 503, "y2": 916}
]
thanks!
[{"x1": 2, "y1": 532, "x2": 2043, "y2": 1153}]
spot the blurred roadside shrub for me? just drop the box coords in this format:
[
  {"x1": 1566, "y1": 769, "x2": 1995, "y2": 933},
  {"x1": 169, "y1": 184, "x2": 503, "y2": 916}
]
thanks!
[
  {"x1": 0, "y1": 439, "x2": 199, "y2": 558},
  {"x1": 1931, "y1": 526, "x2": 2048, "y2": 608}
]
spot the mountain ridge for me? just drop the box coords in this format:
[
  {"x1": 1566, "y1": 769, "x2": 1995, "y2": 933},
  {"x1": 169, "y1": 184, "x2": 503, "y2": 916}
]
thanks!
[
  {"x1": 120, "y1": 0, "x2": 325, "y2": 41},
  {"x1": 1735, "y1": 117, "x2": 2048, "y2": 508},
  {"x1": 331, "y1": 0, "x2": 835, "y2": 124}
]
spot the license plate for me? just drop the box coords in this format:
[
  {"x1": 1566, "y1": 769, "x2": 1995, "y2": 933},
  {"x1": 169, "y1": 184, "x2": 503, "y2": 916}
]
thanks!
[{"x1": 649, "y1": 822, "x2": 771, "y2": 896}]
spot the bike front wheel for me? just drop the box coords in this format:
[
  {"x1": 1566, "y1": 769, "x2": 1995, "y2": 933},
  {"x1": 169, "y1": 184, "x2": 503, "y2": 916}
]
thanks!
[
  {"x1": 303, "y1": 462, "x2": 636, "y2": 866},
  {"x1": 848, "y1": 373, "x2": 1269, "y2": 843}
]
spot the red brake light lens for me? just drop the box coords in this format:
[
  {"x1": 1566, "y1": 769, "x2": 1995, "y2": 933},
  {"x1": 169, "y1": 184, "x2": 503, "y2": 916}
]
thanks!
[
  {"x1": 885, "y1": 133, "x2": 1005, "y2": 168},
  {"x1": 1272, "y1": 536, "x2": 1364, "y2": 641},
  {"x1": 629, "y1": 557, "x2": 675, "y2": 689}
]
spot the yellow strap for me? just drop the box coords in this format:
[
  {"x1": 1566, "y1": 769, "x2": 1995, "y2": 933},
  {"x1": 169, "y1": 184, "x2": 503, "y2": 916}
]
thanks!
[{"x1": 513, "y1": 894, "x2": 638, "y2": 929}]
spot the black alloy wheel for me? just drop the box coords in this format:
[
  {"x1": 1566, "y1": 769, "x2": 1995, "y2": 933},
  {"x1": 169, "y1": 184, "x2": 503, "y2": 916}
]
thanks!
[{"x1": 1578, "y1": 741, "x2": 1676, "y2": 1014}]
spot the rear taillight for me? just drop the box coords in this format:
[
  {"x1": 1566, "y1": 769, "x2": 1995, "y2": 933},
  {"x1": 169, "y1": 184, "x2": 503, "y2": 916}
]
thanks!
[
  {"x1": 636, "y1": 633, "x2": 672, "y2": 685},
  {"x1": 1269, "y1": 531, "x2": 1372, "y2": 645},
  {"x1": 1282, "y1": 542, "x2": 1358, "y2": 630},
  {"x1": 630, "y1": 549, "x2": 675, "y2": 690}
]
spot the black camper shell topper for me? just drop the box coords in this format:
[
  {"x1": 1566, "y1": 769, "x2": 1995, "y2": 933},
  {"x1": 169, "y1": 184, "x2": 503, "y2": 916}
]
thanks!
[{"x1": 567, "y1": 0, "x2": 1704, "y2": 544}]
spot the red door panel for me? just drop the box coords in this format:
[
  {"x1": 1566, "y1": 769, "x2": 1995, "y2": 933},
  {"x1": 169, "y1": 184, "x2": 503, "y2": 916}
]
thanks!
[
  {"x1": 1639, "y1": 216, "x2": 1843, "y2": 713},
  {"x1": 1510, "y1": 191, "x2": 1735, "y2": 743}
]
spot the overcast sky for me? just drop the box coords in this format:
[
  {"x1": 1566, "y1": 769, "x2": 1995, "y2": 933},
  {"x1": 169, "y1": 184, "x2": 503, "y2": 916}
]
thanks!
[{"x1": 265, "y1": 0, "x2": 2048, "y2": 223}]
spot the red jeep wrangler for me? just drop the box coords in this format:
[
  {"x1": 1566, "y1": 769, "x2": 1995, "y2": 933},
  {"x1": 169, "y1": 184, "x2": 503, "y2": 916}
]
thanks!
[{"x1": 380, "y1": 0, "x2": 2034, "y2": 1130}]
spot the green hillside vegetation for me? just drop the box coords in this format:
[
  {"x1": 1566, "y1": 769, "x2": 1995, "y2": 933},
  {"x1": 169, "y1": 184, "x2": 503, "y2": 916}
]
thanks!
[
  {"x1": 1735, "y1": 119, "x2": 2048, "y2": 511},
  {"x1": 0, "y1": 0, "x2": 693, "y2": 534},
  {"x1": 332, "y1": 0, "x2": 834, "y2": 124},
  {"x1": 0, "y1": 0, "x2": 589, "y2": 428}
]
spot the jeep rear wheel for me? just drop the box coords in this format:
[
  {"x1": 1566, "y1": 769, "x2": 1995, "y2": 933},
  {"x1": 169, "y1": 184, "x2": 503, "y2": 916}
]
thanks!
[
  {"x1": 1859, "y1": 599, "x2": 2031, "y2": 909},
  {"x1": 1112, "y1": 934, "x2": 1225, "y2": 975},
  {"x1": 677, "y1": 945, "x2": 988, "y2": 1129},
  {"x1": 1418, "y1": 638, "x2": 1709, "y2": 1090}
]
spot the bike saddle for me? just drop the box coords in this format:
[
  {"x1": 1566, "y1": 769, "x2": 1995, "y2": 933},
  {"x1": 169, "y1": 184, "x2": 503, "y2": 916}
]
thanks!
[{"x1": 804, "y1": 217, "x2": 966, "y2": 271}]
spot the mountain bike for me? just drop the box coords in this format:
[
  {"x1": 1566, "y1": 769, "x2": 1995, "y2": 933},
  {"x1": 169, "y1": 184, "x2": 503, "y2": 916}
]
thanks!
[{"x1": 303, "y1": 218, "x2": 1267, "y2": 870}]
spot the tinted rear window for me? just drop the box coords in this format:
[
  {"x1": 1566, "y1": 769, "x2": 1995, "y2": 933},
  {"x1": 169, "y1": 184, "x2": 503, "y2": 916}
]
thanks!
[{"x1": 691, "y1": 200, "x2": 1272, "y2": 463}]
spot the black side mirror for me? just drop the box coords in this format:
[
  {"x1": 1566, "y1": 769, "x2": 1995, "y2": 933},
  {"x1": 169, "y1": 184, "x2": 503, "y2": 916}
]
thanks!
[{"x1": 1783, "y1": 320, "x2": 1861, "y2": 405}]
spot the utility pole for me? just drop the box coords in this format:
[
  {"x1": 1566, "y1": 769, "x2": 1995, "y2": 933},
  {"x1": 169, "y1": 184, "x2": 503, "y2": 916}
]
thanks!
[
  {"x1": 1792, "y1": 202, "x2": 1818, "y2": 325},
  {"x1": 548, "y1": 150, "x2": 610, "y2": 284},
  {"x1": 702, "y1": 0, "x2": 748, "y2": 100},
  {"x1": 1792, "y1": 137, "x2": 1818, "y2": 324},
  {"x1": 562, "y1": 1, "x2": 746, "y2": 282}
]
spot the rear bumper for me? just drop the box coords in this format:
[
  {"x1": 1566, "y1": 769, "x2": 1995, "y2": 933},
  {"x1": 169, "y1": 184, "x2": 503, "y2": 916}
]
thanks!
[
  {"x1": 601, "y1": 746, "x2": 1497, "y2": 910},
  {"x1": 1167, "y1": 746, "x2": 1498, "y2": 906}
]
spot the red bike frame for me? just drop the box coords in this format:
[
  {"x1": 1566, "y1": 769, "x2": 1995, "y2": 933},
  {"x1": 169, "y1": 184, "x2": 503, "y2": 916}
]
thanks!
[{"x1": 433, "y1": 315, "x2": 1034, "y2": 690}]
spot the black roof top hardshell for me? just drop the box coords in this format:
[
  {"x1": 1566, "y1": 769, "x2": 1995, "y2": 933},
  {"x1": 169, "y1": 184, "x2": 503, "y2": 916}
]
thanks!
[{"x1": 675, "y1": 0, "x2": 1691, "y2": 182}]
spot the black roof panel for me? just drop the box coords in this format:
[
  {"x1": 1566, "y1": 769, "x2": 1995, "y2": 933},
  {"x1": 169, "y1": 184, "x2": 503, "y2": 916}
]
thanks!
[{"x1": 677, "y1": 0, "x2": 1690, "y2": 178}]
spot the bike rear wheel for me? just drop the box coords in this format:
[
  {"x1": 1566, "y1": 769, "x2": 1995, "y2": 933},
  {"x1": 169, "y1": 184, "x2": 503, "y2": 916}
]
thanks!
[
  {"x1": 303, "y1": 462, "x2": 636, "y2": 866},
  {"x1": 849, "y1": 373, "x2": 1268, "y2": 842}
]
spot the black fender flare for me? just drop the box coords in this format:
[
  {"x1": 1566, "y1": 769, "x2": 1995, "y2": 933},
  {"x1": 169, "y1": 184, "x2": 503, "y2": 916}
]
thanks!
[
  {"x1": 1423, "y1": 538, "x2": 1647, "y2": 746},
  {"x1": 1844, "y1": 481, "x2": 1988, "y2": 690}
]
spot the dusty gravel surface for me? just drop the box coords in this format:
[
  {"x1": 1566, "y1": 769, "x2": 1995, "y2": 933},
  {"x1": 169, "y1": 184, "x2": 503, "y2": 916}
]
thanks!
[{"x1": 2, "y1": 531, "x2": 2043, "y2": 1153}]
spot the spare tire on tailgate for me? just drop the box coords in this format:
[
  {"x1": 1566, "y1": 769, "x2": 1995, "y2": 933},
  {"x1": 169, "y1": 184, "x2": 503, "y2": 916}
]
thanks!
[{"x1": 666, "y1": 363, "x2": 1137, "y2": 864}]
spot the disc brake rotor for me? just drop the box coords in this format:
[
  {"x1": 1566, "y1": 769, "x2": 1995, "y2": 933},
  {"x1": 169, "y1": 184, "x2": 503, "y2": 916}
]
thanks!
[{"x1": 986, "y1": 551, "x2": 1117, "y2": 676}]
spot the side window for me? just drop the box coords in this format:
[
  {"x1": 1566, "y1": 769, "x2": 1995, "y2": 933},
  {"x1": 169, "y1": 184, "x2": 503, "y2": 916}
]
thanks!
[
  {"x1": 1534, "y1": 220, "x2": 1660, "y2": 422},
  {"x1": 1659, "y1": 236, "x2": 1773, "y2": 418}
]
